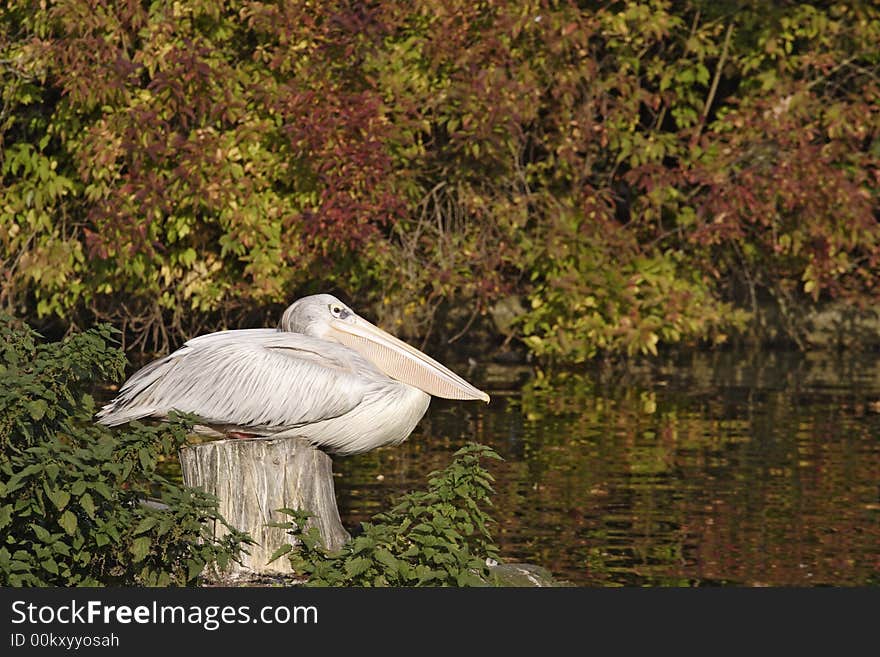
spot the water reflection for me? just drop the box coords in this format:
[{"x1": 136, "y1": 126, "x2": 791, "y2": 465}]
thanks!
[{"x1": 333, "y1": 350, "x2": 880, "y2": 586}]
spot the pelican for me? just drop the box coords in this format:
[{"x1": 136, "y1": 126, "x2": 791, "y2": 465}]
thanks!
[{"x1": 96, "y1": 294, "x2": 489, "y2": 455}]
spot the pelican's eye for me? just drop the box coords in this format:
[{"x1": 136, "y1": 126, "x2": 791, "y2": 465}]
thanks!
[{"x1": 329, "y1": 304, "x2": 350, "y2": 319}]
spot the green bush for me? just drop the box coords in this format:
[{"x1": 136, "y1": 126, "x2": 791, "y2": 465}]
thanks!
[
  {"x1": 0, "y1": 316, "x2": 249, "y2": 586},
  {"x1": 271, "y1": 443, "x2": 502, "y2": 587}
]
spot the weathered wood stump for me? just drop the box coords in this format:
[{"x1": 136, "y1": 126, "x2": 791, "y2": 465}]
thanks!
[{"x1": 179, "y1": 436, "x2": 350, "y2": 578}]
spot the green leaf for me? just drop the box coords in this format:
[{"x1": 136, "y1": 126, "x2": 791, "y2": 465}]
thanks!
[
  {"x1": 46, "y1": 487, "x2": 71, "y2": 511},
  {"x1": 187, "y1": 559, "x2": 205, "y2": 581},
  {"x1": 59, "y1": 510, "x2": 77, "y2": 536},
  {"x1": 374, "y1": 548, "x2": 399, "y2": 574},
  {"x1": 31, "y1": 523, "x2": 52, "y2": 543},
  {"x1": 91, "y1": 482, "x2": 113, "y2": 500},
  {"x1": 344, "y1": 557, "x2": 371, "y2": 578},
  {"x1": 133, "y1": 515, "x2": 159, "y2": 535},
  {"x1": 267, "y1": 543, "x2": 293, "y2": 564},
  {"x1": 0, "y1": 505, "x2": 12, "y2": 529},
  {"x1": 52, "y1": 541, "x2": 71, "y2": 557},
  {"x1": 351, "y1": 535, "x2": 375, "y2": 554},
  {"x1": 79, "y1": 493, "x2": 96, "y2": 519},
  {"x1": 131, "y1": 536, "x2": 151, "y2": 562},
  {"x1": 138, "y1": 448, "x2": 153, "y2": 472},
  {"x1": 27, "y1": 399, "x2": 48, "y2": 420}
]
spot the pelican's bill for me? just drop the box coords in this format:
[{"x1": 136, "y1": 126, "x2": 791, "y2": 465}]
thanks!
[{"x1": 329, "y1": 316, "x2": 490, "y2": 403}]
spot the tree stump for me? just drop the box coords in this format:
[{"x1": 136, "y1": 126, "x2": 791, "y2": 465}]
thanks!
[{"x1": 179, "y1": 436, "x2": 350, "y2": 578}]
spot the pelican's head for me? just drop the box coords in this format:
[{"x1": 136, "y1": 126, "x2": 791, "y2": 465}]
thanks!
[
  {"x1": 279, "y1": 293, "x2": 351, "y2": 336},
  {"x1": 279, "y1": 294, "x2": 490, "y2": 403}
]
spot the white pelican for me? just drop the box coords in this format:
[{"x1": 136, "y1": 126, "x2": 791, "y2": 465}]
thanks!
[{"x1": 96, "y1": 294, "x2": 489, "y2": 455}]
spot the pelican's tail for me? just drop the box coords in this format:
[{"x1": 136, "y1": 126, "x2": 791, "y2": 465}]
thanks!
[
  {"x1": 95, "y1": 353, "x2": 175, "y2": 427},
  {"x1": 95, "y1": 404, "x2": 158, "y2": 427}
]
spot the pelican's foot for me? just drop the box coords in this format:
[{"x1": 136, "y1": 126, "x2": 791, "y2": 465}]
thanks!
[{"x1": 227, "y1": 431, "x2": 258, "y2": 440}]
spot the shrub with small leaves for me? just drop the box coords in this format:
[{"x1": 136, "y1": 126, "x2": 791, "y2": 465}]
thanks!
[
  {"x1": 0, "y1": 316, "x2": 250, "y2": 586},
  {"x1": 271, "y1": 443, "x2": 502, "y2": 587}
]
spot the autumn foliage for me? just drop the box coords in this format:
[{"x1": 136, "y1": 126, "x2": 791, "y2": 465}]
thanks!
[{"x1": 2, "y1": 1, "x2": 878, "y2": 360}]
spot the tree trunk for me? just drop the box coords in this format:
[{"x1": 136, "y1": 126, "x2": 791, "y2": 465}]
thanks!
[{"x1": 179, "y1": 436, "x2": 350, "y2": 578}]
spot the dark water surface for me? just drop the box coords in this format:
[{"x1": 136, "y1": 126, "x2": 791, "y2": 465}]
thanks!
[{"x1": 332, "y1": 350, "x2": 880, "y2": 586}]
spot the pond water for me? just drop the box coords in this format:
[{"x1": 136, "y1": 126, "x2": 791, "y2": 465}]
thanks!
[{"x1": 332, "y1": 349, "x2": 880, "y2": 586}]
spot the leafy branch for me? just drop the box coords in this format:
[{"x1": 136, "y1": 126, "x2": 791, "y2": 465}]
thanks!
[{"x1": 270, "y1": 443, "x2": 502, "y2": 587}]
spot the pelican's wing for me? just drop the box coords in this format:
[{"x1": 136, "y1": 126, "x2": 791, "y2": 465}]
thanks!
[{"x1": 95, "y1": 329, "x2": 383, "y2": 432}]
